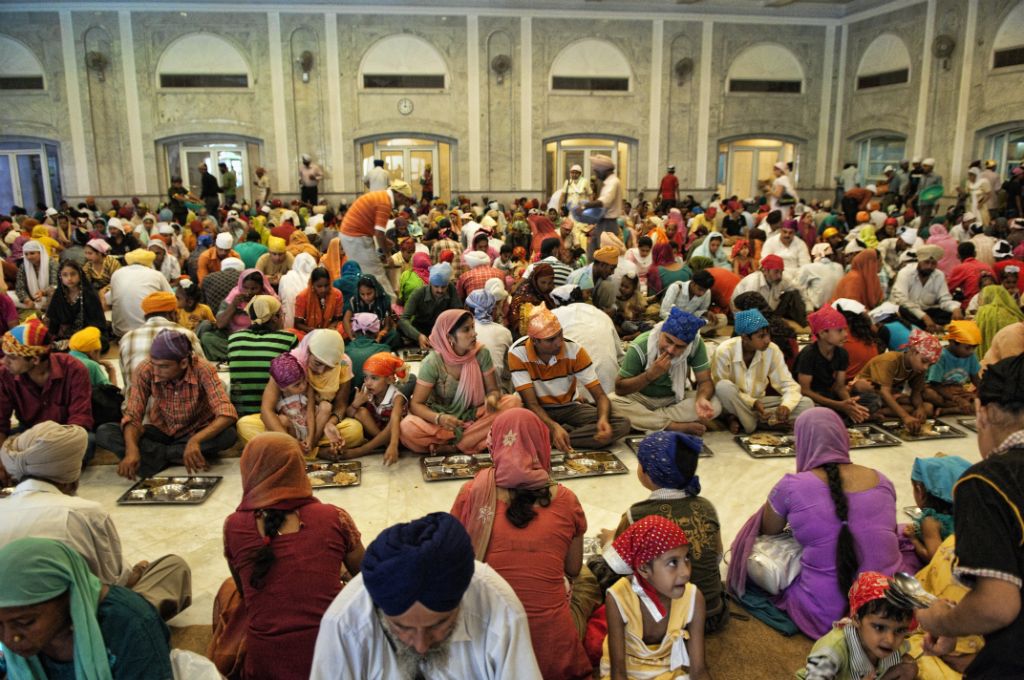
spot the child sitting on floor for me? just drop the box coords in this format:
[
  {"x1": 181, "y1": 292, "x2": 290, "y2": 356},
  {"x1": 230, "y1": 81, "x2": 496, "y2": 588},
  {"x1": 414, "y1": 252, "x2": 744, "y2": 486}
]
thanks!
[
  {"x1": 798, "y1": 571, "x2": 917, "y2": 680},
  {"x1": 601, "y1": 515, "x2": 711, "y2": 680},
  {"x1": 268, "y1": 352, "x2": 315, "y2": 458},
  {"x1": 599, "y1": 431, "x2": 728, "y2": 633},
  {"x1": 731, "y1": 239, "x2": 755, "y2": 278},
  {"x1": 850, "y1": 328, "x2": 942, "y2": 434},
  {"x1": 923, "y1": 320, "x2": 981, "y2": 415},
  {"x1": 901, "y1": 455, "x2": 972, "y2": 571},
  {"x1": 175, "y1": 278, "x2": 215, "y2": 332},
  {"x1": 341, "y1": 352, "x2": 408, "y2": 466}
]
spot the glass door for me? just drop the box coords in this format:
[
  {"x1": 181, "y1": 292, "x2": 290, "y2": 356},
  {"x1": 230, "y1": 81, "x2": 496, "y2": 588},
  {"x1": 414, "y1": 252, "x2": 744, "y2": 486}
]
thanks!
[
  {"x1": 717, "y1": 138, "x2": 796, "y2": 200},
  {"x1": 180, "y1": 144, "x2": 249, "y2": 204},
  {"x1": 0, "y1": 151, "x2": 52, "y2": 213},
  {"x1": 359, "y1": 137, "x2": 449, "y2": 201},
  {"x1": 543, "y1": 137, "x2": 633, "y2": 200}
]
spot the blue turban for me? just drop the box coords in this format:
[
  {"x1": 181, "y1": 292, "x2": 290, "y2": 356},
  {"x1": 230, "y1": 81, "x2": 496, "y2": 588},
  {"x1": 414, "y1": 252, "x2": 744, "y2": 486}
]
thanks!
[
  {"x1": 911, "y1": 456, "x2": 972, "y2": 504},
  {"x1": 158, "y1": 208, "x2": 174, "y2": 222},
  {"x1": 362, "y1": 512, "x2": 474, "y2": 616},
  {"x1": 466, "y1": 289, "x2": 496, "y2": 322},
  {"x1": 429, "y1": 262, "x2": 453, "y2": 286},
  {"x1": 734, "y1": 309, "x2": 769, "y2": 336},
  {"x1": 637, "y1": 431, "x2": 702, "y2": 495},
  {"x1": 662, "y1": 307, "x2": 706, "y2": 343},
  {"x1": 198, "y1": 234, "x2": 213, "y2": 247}
]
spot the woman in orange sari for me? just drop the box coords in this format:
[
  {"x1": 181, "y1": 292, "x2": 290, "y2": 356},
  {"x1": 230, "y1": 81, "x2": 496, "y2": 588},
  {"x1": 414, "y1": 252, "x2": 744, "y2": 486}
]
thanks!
[
  {"x1": 830, "y1": 248, "x2": 884, "y2": 308},
  {"x1": 319, "y1": 237, "x2": 346, "y2": 283},
  {"x1": 293, "y1": 266, "x2": 344, "y2": 333}
]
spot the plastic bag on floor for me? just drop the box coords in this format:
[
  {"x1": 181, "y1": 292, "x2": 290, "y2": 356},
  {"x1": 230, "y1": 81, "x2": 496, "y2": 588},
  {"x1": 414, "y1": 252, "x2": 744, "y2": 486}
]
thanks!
[{"x1": 171, "y1": 649, "x2": 223, "y2": 679}]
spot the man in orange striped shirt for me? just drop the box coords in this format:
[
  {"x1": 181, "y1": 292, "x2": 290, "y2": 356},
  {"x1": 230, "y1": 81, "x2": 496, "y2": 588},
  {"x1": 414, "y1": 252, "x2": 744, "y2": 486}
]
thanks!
[
  {"x1": 339, "y1": 180, "x2": 414, "y2": 298},
  {"x1": 508, "y1": 305, "x2": 630, "y2": 452}
]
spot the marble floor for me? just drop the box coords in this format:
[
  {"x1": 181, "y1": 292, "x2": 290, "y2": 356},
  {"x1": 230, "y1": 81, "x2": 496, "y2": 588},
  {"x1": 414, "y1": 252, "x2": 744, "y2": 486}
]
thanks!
[{"x1": 78, "y1": 419, "x2": 982, "y2": 630}]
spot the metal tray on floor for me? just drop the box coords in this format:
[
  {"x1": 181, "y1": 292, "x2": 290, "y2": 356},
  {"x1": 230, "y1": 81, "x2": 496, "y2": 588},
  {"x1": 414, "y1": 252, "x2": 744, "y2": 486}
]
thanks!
[
  {"x1": 306, "y1": 461, "x2": 361, "y2": 489},
  {"x1": 903, "y1": 505, "x2": 923, "y2": 522},
  {"x1": 550, "y1": 450, "x2": 629, "y2": 480},
  {"x1": 878, "y1": 419, "x2": 967, "y2": 442},
  {"x1": 848, "y1": 425, "x2": 903, "y2": 449},
  {"x1": 624, "y1": 435, "x2": 713, "y2": 457},
  {"x1": 955, "y1": 417, "x2": 977, "y2": 433},
  {"x1": 0, "y1": 487, "x2": 14, "y2": 499},
  {"x1": 399, "y1": 348, "x2": 429, "y2": 362},
  {"x1": 736, "y1": 433, "x2": 796, "y2": 458},
  {"x1": 421, "y1": 453, "x2": 493, "y2": 482},
  {"x1": 116, "y1": 476, "x2": 223, "y2": 505}
]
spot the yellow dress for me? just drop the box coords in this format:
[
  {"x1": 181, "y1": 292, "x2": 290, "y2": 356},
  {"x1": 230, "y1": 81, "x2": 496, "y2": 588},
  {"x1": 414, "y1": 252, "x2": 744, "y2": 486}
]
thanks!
[
  {"x1": 600, "y1": 577, "x2": 696, "y2": 680},
  {"x1": 907, "y1": 535, "x2": 985, "y2": 680}
]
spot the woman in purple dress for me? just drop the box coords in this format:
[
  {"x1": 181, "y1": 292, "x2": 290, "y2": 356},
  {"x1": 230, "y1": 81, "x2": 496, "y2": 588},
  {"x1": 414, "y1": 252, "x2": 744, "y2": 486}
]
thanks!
[{"x1": 728, "y1": 407, "x2": 901, "y2": 637}]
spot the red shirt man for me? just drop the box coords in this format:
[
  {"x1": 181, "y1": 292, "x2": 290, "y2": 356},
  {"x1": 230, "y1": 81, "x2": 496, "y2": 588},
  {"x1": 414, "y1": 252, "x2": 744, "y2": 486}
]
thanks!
[{"x1": 659, "y1": 166, "x2": 679, "y2": 203}]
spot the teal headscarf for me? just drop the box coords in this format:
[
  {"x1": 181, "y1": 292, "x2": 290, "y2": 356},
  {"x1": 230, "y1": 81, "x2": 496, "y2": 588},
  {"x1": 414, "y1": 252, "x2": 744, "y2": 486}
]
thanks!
[
  {"x1": 0, "y1": 537, "x2": 110, "y2": 680},
  {"x1": 911, "y1": 455, "x2": 972, "y2": 504}
]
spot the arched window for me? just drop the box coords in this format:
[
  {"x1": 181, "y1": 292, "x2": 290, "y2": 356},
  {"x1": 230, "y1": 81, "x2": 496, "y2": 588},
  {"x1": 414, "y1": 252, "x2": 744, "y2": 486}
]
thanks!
[
  {"x1": 157, "y1": 34, "x2": 250, "y2": 88},
  {"x1": 0, "y1": 36, "x2": 44, "y2": 90},
  {"x1": 856, "y1": 134, "x2": 906, "y2": 181},
  {"x1": 727, "y1": 44, "x2": 803, "y2": 94},
  {"x1": 993, "y1": 1, "x2": 1024, "y2": 69},
  {"x1": 856, "y1": 34, "x2": 911, "y2": 90},
  {"x1": 360, "y1": 35, "x2": 448, "y2": 89},
  {"x1": 549, "y1": 39, "x2": 631, "y2": 92}
]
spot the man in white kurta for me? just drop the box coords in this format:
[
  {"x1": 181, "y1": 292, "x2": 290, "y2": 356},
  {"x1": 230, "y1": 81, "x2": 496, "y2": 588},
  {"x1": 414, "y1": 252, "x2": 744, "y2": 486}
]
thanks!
[
  {"x1": 310, "y1": 513, "x2": 542, "y2": 680},
  {"x1": 108, "y1": 249, "x2": 173, "y2": 337}
]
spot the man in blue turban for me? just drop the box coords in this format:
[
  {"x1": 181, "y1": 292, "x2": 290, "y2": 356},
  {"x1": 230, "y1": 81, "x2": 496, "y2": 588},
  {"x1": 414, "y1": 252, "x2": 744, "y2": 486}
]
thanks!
[
  {"x1": 611, "y1": 307, "x2": 722, "y2": 434},
  {"x1": 310, "y1": 512, "x2": 542, "y2": 679},
  {"x1": 711, "y1": 308, "x2": 812, "y2": 433}
]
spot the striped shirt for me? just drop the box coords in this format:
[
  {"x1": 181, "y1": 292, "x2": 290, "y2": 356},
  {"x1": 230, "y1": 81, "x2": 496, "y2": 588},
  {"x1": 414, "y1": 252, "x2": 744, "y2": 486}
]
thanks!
[
  {"x1": 340, "y1": 191, "x2": 394, "y2": 238},
  {"x1": 226, "y1": 328, "x2": 298, "y2": 416},
  {"x1": 507, "y1": 336, "x2": 599, "y2": 405},
  {"x1": 522, "y1": 257, "x2": 572, "y2": 286}
]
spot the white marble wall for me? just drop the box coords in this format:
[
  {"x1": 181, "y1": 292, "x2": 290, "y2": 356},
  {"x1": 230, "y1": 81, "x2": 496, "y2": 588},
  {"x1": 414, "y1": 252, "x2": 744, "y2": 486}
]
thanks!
[{"x1": 0, "y1": 0, "x2": 1022, "y2": 204}]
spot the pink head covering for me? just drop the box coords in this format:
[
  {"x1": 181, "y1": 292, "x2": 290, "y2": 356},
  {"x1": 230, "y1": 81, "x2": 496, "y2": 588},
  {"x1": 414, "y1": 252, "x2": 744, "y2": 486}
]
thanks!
[
  {"x1": 428, "y1": 310, "x2": 485, "y2": 411},
  {"x1": 411, "y1": 252, "x2": 431, "y2": 285},
  {"x1": 269, "y1": 352, "x2": 305, "y2": 388},
  {"x1": 459, "y1": 408, "x2": 552, "y2": 560},
  {"x1": 807, "y1": 305, "x2": 848, "y2": 338},
  {"x1": 224, "y1": 269, "x2": 278, "y2": 332}
]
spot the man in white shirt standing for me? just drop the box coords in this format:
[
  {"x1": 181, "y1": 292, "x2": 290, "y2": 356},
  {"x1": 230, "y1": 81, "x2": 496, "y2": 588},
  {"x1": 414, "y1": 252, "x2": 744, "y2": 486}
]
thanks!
[
  {"x1": 0, "y1": 421, "x2": 191, "y2": 620},
  {"x1": 583, "y1": 154, "x2": 623, "y2": 260},
  {"x1": 311, "y1": 512, "x2": 542, "y2": 680},
  {"x1": 299, "y1": 153, "x2": 324, "y2": 205},
  {"x1": 364, "y1": 159, "x2": 391, "y2": 192}
]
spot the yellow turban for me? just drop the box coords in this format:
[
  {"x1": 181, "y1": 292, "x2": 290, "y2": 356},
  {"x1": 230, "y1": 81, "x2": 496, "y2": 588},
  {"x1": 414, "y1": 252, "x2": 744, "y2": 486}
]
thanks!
[
  {"x1": 268, "y1": 236, "x2": 287, "y2": 254},
  {"x1": 822, "y1": 227, "x2": 840, "y2": 239},
  {"x1": 946, "y1": 320, "x2": 981, "y2": 346},
  {"x1": 141, "y1": 291, "x2": 178, "y2": 315},
  {"x1": 69, "y1": 326, "x2": 102, "y2": 353},
  {"x1": 389, "y1": 180, "x2": 414, "y2": 199},
  {"x1": 246, "y1": 295, "x2": 282, "y2": 325},
  {"x1": 125, "y1": 248, "x2": 156, "y2": 266},
  {"x1": 526, "y1": 303, "x2": 562, "y2": 340},
  {"x1": 593, "y1": 246, "x2": 619, "y2": 266}
]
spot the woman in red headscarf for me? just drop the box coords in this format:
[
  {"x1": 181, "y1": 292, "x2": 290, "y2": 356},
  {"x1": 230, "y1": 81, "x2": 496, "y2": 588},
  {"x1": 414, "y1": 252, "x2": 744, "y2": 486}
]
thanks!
[
  {"x1": 220, "y1": 433, "x2": 365, "y2": 680},
  {"x1": 451, "y1": 408, "x2": 594, "y2": 680},
  {"x1": 399, "y1": 309, "x2": 521, "y2": 454}
]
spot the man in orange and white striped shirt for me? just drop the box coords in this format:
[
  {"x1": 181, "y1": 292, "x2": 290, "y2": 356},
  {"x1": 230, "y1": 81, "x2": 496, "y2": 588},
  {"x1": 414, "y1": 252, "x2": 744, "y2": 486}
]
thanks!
[
  {"x1": 339, "y1": 180, "x2": 414, "y2": 298},
  {"x1": 507, "y1": 305, "x2": 631, "y2": 452}
]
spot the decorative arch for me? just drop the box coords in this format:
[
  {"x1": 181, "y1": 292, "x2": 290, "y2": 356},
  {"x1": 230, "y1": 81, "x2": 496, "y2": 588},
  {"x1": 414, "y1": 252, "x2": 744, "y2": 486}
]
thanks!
[
  {"x1": 0, "y1": 35, "x2": 45, "y2": 89},
  {"x1": 727, "y1": 44, "x2": 804, "y2": 82},
  {"x1": 359, "y1": 34, "x2": 449, "y2": 88},
  {"x1": 156, "y1": 33, "x2": 250, "y2": 87},
  {"x1": 550, "y1": 38, "x2": 632, "y2": 79},
  {"x1": 855, "y1": 34, "x2": 911, "y2": 89}
]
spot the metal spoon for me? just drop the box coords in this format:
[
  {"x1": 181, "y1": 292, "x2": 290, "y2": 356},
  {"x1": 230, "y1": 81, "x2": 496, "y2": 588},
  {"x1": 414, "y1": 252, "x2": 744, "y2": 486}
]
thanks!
[{"x1": 893, "y1": 572, "x2": 938, "y2": 606}]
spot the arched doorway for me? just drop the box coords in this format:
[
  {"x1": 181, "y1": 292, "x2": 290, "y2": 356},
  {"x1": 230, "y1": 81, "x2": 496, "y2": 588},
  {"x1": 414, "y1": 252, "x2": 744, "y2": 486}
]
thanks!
[
  {"x1": 0, "y1": 138, "x2": 61, "y2": 214},
  {"x1": 543, "y1": 135, "x2": 634, "y2": 201},
  {"x1": 717, "y1": 137, "x2": 798, "y2": 200},
  {"x1": 158, "y1": 134, "x2": 263, "y2": 205},
  {"x1": 356, "y1": 135, "x2": 454, "y2": 201}
]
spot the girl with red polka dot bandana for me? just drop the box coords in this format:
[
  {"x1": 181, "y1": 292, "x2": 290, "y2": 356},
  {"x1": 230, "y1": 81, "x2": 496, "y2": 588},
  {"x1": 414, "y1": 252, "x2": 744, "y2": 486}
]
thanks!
[{"x1": 599, "y1": 514, "x2": 711, "y2": 679}]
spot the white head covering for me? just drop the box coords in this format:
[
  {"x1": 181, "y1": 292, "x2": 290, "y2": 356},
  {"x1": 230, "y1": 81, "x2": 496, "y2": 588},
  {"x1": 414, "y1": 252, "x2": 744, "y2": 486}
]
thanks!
[
  {"x1": 21, "y1": 240, "x2": 50, "y2": 299},
  {"x1": 551, "y1": 283, "x2": 578, "y2": 304},
  {"x1": 900, "y1": 228, "x2": 919, "y2": 245},
  {"x1": 0, "y1": 422, "x2": 89, "y2": 484},
  {"x1": 865, "y1": 184, "x2": 877, "y2": 194},
  {"x1": 869, "y1": 301, "x2": 901, "y2": 322},
  {"x1": 922, "y1": 158, "x2": 936, "y2": 167},
  {"x1": 463, "y1": 250, "x2": 491, "y2": 269},
  {"x1": 831, "y1": 298, "x2": 867, "y2": 316},
  {"x1": 483, "y1": 277, "x2": 508, "y2": 301},
  {"x1": 215, "y1": 232, "x2": 234, "y2": 250},
  {"x1": 811, "y1": 242, "x2": 833, "y2": 261},
  {"x1": 220, "y1": 257, "x2": 244, "y2": 272}
]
